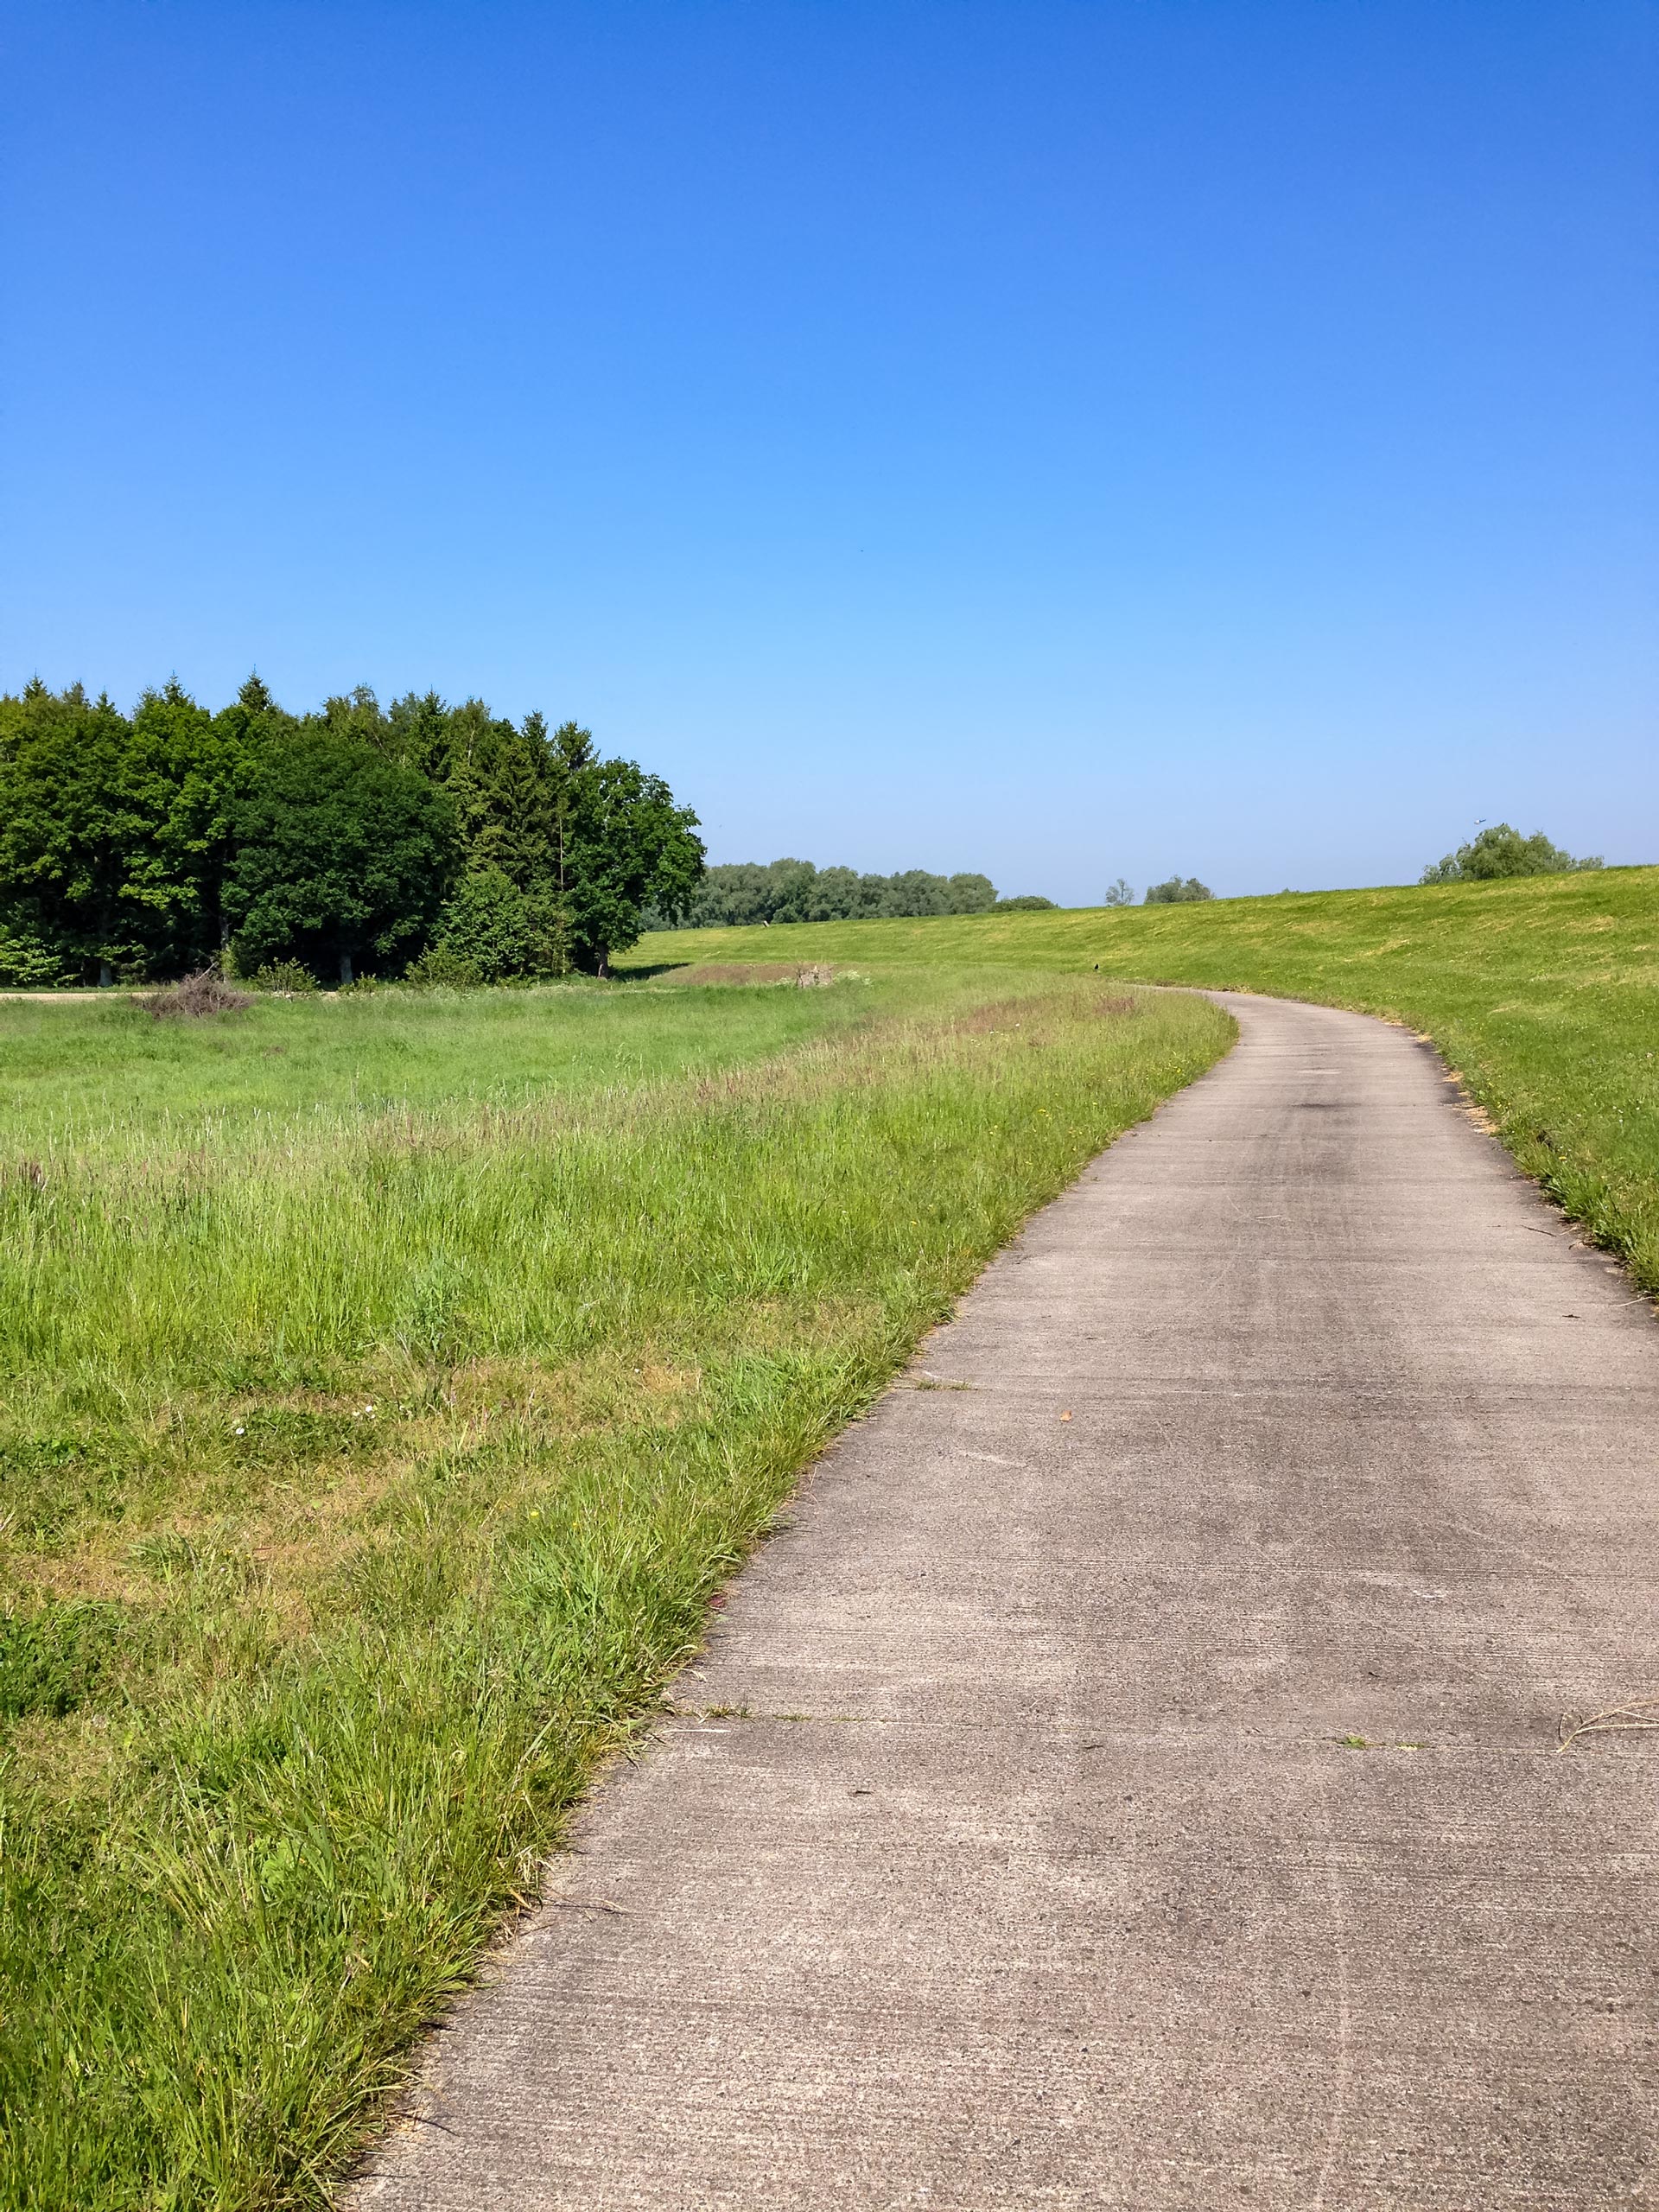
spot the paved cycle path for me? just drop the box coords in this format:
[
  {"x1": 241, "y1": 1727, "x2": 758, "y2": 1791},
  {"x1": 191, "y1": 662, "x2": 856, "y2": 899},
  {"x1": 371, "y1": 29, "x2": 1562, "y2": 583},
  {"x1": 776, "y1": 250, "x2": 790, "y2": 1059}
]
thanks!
[{"x1": 359, "y1": 994, "x2": 1659, "y2": 2209}]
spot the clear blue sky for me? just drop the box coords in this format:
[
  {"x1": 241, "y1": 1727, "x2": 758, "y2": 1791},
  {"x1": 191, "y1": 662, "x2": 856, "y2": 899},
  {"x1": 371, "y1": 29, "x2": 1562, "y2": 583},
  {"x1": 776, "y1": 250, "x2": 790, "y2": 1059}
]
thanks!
[{"x1": 3, "y1": 2, "x2": 1654, "y2": 901}]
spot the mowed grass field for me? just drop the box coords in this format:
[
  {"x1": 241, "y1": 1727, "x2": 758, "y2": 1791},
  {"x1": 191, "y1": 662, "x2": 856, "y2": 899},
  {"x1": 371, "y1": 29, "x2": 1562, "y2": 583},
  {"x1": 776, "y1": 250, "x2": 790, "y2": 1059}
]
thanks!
[
  {"x1": 0, "y1": 969, "x2": 1230, "y2": 2208},
  {"x1": 635, "y1": 864, "x2": 1659, "y2": 1296}
]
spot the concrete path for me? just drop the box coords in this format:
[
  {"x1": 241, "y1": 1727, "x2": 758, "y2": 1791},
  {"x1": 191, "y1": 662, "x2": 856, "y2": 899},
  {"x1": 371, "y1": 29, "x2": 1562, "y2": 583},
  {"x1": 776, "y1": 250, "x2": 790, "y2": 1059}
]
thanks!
[{"x1": 358, "y1": 994, "x2": 1659, "y2": 2210}]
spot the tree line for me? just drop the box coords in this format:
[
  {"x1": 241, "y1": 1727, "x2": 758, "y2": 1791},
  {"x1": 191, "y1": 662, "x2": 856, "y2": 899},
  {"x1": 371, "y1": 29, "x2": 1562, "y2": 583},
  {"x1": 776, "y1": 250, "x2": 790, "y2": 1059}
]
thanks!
[
  {"x1": 0, "y1": 678, "x2": 704, "y2": 987},
  {"x1": 663, "y1": 857, "x2": 1053, "y2": 928}
]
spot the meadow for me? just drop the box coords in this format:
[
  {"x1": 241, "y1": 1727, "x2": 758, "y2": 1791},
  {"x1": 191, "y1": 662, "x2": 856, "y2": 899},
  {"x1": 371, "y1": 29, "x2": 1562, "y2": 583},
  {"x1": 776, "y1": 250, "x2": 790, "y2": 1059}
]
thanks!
[
  {"x1": 637, "y1": 865, "x2": 1659, "y2": 1296},
  {"x1": 0, "y1": 969, "x2": 1230, "y2": 2208}
]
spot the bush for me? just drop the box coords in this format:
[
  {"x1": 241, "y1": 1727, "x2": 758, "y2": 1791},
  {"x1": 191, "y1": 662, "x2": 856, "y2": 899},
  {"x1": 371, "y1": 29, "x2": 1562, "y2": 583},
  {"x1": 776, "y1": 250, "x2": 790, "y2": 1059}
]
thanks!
[
  {"x1": 246, "y1": 958, "x2": 318, "y2": 995},
  {"x1": 1145, "y1": 877, "x2": 1213, "y2": 904},
  {"x1": 404, "y1": 945, "x2": 486, "y2": 989},
  {"x1": 993, "y1": 894, "x2": 1058, "y2": 912},
  {"x1": 1421, "y1": 824, "x2": 1604, "y2": 884},
  {"x1": 0, "y1": 919, "x2": 66, "y2": 988},
  {"x1": 424, "y1": 867, "x2": 565, "y2": 982}
]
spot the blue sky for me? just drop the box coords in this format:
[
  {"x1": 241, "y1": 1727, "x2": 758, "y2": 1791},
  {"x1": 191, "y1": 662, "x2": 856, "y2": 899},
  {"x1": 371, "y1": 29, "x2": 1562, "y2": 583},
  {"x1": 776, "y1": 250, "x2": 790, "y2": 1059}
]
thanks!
[{"x1": 3, "y1": 2, "x2": 1654, "y2": 901}]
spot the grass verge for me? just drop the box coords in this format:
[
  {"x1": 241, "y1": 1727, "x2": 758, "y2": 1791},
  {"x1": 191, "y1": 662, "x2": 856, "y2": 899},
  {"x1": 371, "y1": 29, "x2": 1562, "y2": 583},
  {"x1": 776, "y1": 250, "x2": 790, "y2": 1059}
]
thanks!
[
  {"x1": 0, "y1": 969, "x2": 1230, "y2": 2207},
  {"x1": 635, "y1": 865, "x2": 1659, "y2": 1295}
]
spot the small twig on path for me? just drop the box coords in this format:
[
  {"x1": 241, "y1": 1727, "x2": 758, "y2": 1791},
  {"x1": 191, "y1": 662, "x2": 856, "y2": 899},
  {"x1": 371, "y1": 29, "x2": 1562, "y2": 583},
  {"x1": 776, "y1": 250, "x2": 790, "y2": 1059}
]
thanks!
[{"x1": 1557, "y1": 1694, "x2": 1659, "y2": 1753}]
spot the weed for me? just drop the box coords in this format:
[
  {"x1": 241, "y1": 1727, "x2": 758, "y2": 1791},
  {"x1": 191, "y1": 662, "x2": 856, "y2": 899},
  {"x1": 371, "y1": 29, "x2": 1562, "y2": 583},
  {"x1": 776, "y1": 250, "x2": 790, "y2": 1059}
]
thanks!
[{"x1": 0, "y1": 1600, "x2": 128, "y2": 1719}]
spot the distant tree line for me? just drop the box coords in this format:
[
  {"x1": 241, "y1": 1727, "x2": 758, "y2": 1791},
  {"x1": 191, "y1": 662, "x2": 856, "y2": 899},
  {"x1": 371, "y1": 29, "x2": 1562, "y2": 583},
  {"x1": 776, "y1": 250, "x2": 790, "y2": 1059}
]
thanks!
[
  {"x1": 1143, "y1": 876, "x2": 1213, "y2": 904},
  {"x1": 1095, "y1": 878, "x2": 1213, "y2": 906},
  {"x1": 661, "y1": 857, "x2": 1042, "y2": 928},
  {"x1": 1421, "y1": 824, "x2": 1602, "y2": 885},
  {"x1": 0, "y1": 677, "x2": 704, "y2": 987}
]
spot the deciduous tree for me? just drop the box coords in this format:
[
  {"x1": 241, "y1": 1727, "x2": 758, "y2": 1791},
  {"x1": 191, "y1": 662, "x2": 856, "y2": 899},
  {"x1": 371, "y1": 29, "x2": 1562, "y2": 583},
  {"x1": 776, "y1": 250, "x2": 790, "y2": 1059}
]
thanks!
[
  {"x1": 1420, "y1": 824, "x2": 1602, "y2": 884},
  {"x1": 226, "y1": 733, "x2": 458, "y2": 982}
]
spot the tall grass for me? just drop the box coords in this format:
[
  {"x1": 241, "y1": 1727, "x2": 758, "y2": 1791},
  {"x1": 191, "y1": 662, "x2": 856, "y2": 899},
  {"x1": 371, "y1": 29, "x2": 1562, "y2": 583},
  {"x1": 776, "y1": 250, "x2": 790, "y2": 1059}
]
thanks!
[
  {"x1": 0, "y1": 970, "x2": 1230, "y2": 2207},
  {"x1": 637, "y1": 866, "x2": 1659, "y2": 1294}
]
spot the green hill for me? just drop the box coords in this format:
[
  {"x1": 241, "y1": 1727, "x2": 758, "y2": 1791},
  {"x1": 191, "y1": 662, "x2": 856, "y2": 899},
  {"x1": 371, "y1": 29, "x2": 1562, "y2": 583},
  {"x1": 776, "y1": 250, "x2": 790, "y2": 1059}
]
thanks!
[{"x1": 631, "y1": 866, "x2": 1659, "y2": 1295}]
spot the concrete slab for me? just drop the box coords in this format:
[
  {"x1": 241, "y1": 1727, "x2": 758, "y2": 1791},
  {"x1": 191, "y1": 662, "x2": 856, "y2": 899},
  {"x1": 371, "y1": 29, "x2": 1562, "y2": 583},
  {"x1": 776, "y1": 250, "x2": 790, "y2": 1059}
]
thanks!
[{"x1": 355, "y1": 994, "x2": 1659, "y2": 2209}]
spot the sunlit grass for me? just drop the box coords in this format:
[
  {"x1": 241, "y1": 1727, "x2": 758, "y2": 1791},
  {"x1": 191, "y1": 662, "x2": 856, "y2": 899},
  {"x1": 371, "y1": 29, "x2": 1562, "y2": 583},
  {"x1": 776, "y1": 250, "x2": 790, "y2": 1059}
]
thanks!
[
  {"x1": 0, "y1": 969, "x2": 1230, "y2": 2208},
  {"x1": 636, "y1": 865, "x2": 1659, "y2": 1294}
]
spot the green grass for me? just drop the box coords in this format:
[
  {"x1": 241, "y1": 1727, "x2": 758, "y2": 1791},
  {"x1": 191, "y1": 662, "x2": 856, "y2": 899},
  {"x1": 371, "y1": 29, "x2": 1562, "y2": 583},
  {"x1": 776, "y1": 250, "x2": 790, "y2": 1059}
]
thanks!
[
  {"x1": 0, "y1": 968, "x2": 1230, "y2": 2208},
  {"x1": 16, "y1": 865, "x2": 1651, "y2": 2204},
  {"x1": 634, "y1": 864, "x2": 1659, "y2": 1294},
  {"x1": 0, "y1": 975, "x2": 874, "y2": 1156}
]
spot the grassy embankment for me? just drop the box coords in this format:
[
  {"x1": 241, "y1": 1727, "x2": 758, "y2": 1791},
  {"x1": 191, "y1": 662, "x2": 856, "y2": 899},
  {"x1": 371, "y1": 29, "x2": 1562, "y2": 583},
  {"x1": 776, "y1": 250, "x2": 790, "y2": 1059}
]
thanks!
[
  {"x1": 636, "y1": 864, "x2": 1659, "y2": 1295},
  {"x1": 0, "y1": 969, "x2": 1230, "y2": 2208}
]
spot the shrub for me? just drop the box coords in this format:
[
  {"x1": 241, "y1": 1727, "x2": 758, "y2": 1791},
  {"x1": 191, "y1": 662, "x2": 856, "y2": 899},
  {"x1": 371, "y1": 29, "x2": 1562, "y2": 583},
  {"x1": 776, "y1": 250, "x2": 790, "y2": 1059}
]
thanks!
[
  {"x1": 1145, "y1": 877, "x2": 1213, "y2": 904},
  {"x1": 0, "y1": 919, "x2": 67, "y2": 988},
  {"x1": 424, "y1": 867, "x2": 565, "y2": 982},
  {"x1": 993, "y1": 894, "x2": 1058, "y2": 912},
  {"x1": 246, "y1": 958, "x2": 319, "y2": 994},
  {"x1": 404, "y1": 945, "x2": 486, "y2": 989},
  {"x1": 1421, "y1": 824, "x2": 1604, "y2": 884}
]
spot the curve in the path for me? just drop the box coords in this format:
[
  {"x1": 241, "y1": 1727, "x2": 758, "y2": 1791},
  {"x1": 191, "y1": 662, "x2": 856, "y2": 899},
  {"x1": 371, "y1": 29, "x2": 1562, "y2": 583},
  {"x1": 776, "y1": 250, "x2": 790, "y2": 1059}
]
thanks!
[{"x1": 357, "y1": 993, "x2": 1659, "y2": 2210}]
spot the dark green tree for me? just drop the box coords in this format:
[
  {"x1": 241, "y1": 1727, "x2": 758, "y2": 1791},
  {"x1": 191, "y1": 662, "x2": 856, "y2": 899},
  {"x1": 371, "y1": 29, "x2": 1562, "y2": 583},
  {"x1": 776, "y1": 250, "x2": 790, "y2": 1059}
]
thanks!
[
  {"x1": 1145, "y1": 876, "x2": 1213, "y2": 904},
  {"x1": 118, "y1": 680, "x2": 255, "y2": 972},
  {"x1": 0, "y1": 681, "x2": 138, "y2": 982},
  {"x1": 0, "y1": 678, "x2": 703, "y2": 985},
  {"x1": 547, "y1": 723, "x2": 704, "y2": 973},
  {"x1": 226, "y1": 732, "x2": 459, "y2": 982}
]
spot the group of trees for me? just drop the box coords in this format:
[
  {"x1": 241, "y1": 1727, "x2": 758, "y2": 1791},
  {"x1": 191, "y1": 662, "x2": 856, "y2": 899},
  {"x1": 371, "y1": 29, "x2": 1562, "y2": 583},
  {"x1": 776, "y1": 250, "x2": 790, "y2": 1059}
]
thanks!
[
  {"x1": 1096, "y1": 877, "x2": 1213, "y2": 906},
  {"x1": 0, "y1": 678, "x2": 704, "y2": 986},
  {"x1": 1143, "y1": 877, "x2": 1214, "y2": 904},
  {"x1": 666, "y1": 857, "x2": 1020, "y2": 929},
  {"x1": 8, "y1": 682, "x2": 1605, "y2": 993},
  {"x1": 1115, "y1": 828, "x2": 1605, "y2": 907},
  {"x1": 1421, "y1": 823, "x2": 1602, "y2": 884}
]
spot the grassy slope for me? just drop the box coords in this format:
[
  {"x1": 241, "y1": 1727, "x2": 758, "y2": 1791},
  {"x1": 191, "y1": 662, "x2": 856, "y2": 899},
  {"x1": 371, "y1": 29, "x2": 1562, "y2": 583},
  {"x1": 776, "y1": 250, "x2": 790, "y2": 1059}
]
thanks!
[
  {"x1": 0, "y1": 971, "x2": 1230, "y2": 2208},
  {"x1": 632, "y1": 865, "x2": 1659, "y2": 1294}
]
